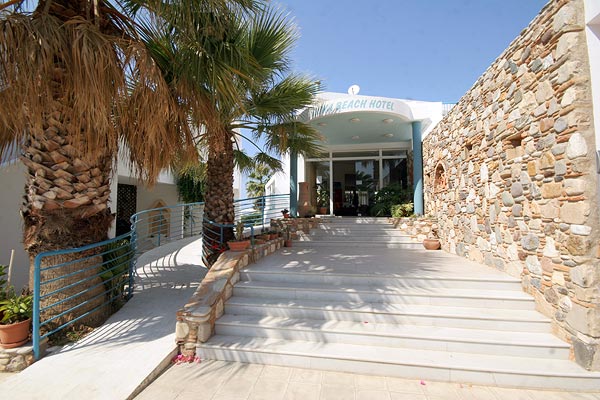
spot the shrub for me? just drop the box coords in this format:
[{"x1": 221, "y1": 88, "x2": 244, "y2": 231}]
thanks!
[
  {"x1": 241, "y1": 212, "x2": 262, "y2": 226},
  {"x1": 391, "y1": 203, "x2": 414, "y2": 218},
  {"x1": 370, "y1": 184, "x2": 413, "y2": 217}
]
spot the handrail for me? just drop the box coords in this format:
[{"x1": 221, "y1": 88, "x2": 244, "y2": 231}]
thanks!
[{"x1": 32, "y1": 193, "x2": 290, "y2": 360}]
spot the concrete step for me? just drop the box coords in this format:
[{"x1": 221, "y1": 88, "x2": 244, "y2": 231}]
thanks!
[
  {"x1": 197, "y1": 335, "x2": 600, "y2": 391},
  {"x1": 239, "y1": 270, "x2": 523, "y2": 291},
  {"x1": 310, "y1": 228, "x2": 411, "y2": 236},
  {"x1": 224, "y1": 296, "x2": 550, "y2": 332},
  {"x1": 301, "y1": 234, "x2": 415, "y2": 243},
  {"x1": 214, "y1": 314, "x2": 570, "y2": 359},
  {"x1": 234, "y1": 280, "x2": 535, "y2": 310},
  {"x1": 294, "y1": 241, "x2": 423, "y2": 249}
]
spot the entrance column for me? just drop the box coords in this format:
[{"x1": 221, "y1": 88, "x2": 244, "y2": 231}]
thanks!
[
  {"x1": 290, "y1": 150, "x2": 298, "y2": 216},
  {"x1": 412, "y1": 121, "x2": 423, "y2": 215}
]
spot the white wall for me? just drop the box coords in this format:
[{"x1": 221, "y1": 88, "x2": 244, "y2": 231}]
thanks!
[{"x1": 0, "y1": 164, "x2": 29, "y2": 289}]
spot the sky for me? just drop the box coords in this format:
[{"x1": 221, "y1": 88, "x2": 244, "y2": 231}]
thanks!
[{"x1": 241, "y1": 0, "x2": 548, "y2": 196}]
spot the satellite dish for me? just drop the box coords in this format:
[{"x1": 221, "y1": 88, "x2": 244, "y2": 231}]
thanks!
[{"x1": 348, "y1": 85, "x2": 360, "y2": 95}]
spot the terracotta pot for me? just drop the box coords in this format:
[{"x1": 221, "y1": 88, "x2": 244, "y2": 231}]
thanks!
[
  {"x1": 318, "y1": 207, "x2": 328, "y2": 215},
  {"x1": 227, "y1": 240, "x2": 250, "y2": 251},
  {"x1": 0, "y1": 318, "x2": 31, "y2": 349},
  {"x1": 284, "y1": 239, "x2": 293, "y2": 247},
  {"x1": 423, "y1": 238, "x2": 441, "y2": 250},
  {"x1": 269, "y1": 234, "x2": 278, "y2": 240},
  {"x1": 283, "y1": 213, "x2": 290, "y2": 218},
  {"x1": 254, "y1": 239, "x2": 266, "y2": 245}
]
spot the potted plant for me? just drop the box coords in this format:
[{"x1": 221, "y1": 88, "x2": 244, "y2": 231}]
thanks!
[
  {"x1": 316, "y1": 186, "x2": 329, "y2": 215},
  {"x1": 281, "y1": 208, "x2": 290, "y2": 218},
  {"x1": 423, "y1": 227, "x2": 441, "y2": 250},
  {"x1": 267, "y1": 230, "x2": 279, "y2": 240},
  {"x1": 227, "y1": 221, "x2": 251, "y2": 251},
  {"x1": 0, "y1": 286, "x2": 33, "y2": 349}
]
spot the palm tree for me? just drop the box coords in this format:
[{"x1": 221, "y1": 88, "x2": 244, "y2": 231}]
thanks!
[
  {"x1": 142, "y1": 5, "x2": 323, "y2": 264},
  {"x1": 0, "y1": 0, "x2": 255, "y2": 325},
  {"x1": 198, "y1": 9, "x2": 323, "y2": 264}
]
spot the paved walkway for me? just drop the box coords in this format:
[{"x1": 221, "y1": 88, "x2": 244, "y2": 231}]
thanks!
[
  {"x1": 2, "y1": 234, "x2": 600, "y2": 400},
  {"x1": 136, "y1": 360, "x2": 600, "y2": 400},
  {"x1": 0, "y1": 236, "x2": 205, "y2": 400}
]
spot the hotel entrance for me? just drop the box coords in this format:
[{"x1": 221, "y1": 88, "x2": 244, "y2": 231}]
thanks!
[{"x1": 307, "y1": 149, "x2": 409, "y2": 216}]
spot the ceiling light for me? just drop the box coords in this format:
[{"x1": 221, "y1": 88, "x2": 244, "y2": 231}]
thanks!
[
  {"x1": 351, "y1": 135, "x2": 360, "y2": 140},
  {"x1": 349, "y1": 118, "x2": 361, "y2": 123},
  {"x1": 382, "y1": 133, "x2": 394, "y2": 138},
  {"x1": 383, "y1": 118, "x2": 394, "y2": 124}
]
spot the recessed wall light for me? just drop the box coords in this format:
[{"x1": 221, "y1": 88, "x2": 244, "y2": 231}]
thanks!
[
  {"x1": 382, "y1": 133, "x2": 394, "y2": 138},
  {"x1": 349, "y1": 118, "x2": 361, "y2": 123},
  {"x1": 351, "y1": 135, "x2": 360, "y2": 140},
  {"x1": 383, "y1": 118, "x2": 394, "y2": 124}
]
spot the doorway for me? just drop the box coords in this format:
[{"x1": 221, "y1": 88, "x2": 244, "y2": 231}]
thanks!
[{"x1": 332, "y1": 159, "x2": 378, "y2": 216}]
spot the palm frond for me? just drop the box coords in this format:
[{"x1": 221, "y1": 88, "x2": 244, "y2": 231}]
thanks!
[
  {"x1": 232, "y1": 149, "x2": 253, "y2": 174},
  {"x1": 253, "y1": 152, "x2": 282, "y2": 172}
]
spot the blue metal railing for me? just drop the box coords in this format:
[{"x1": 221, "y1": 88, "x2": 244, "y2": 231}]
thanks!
[
  {"x1": 202, "y1": 194, "x2": 290, "y2": 264},
  {"x1": 32, "y1": 194, "x2": 290, "y2": 360},
  {"x1": 33, "y1": 232, "x2": 134, "y2": 359}
]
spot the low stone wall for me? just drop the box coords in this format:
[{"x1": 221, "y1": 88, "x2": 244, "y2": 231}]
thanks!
[
  {"x1": 175, "y1": 238, "x2": 284, "y2": 357},
  {"x1": 422, "y1": 0, "x2": 600, "y2": 370},
  {"x1": 390, "y1": 217, "x2": 438, "y2": 242},
  {"x1": 0, "y1": 344, "x2": 35, "y2": 372},
  {"x1": 270, "y1": 217, "x2": 319, "y2": 239}
]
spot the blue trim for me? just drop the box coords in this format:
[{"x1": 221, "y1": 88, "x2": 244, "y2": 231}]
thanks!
[
  {"x1": 290, "y1": 151, "x2": 298, "y2": 217},
  {"x1": 412, "y1": 121, "x2": 423, "y2": 215}
]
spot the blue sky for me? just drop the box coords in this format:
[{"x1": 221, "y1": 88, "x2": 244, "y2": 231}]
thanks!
[
  {"x1": 241, "y1": 0, "x2": 547, "y2": 196},
  {"x1": 278, "y1": 0, "x2": 547, "y2": 102}
]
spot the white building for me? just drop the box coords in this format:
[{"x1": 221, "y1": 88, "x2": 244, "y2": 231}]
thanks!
[{"x1": 266, "y1": 90, "x2": 444, "y2": 216}]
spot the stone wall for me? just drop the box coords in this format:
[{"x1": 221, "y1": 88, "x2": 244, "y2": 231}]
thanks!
[
  {"x1": 422, "y1": 0, "x2": 600, "y2": 369},
  {"x1": 175, "y1": 238, "x2": 284, "y2": 357},
  {"x1": 389, "y1": 217, "x2": 438, "y2": 243},
  {"x1": 0, "y1": 344, "x2": 35, "y2": 372}
]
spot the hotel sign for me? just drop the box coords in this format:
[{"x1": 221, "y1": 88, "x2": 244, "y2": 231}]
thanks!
[{"x1": 321, "y1": 98, "x2": 396, "y2": 114}]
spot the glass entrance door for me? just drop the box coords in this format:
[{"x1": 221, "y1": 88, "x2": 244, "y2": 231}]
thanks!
[{"x1": 332, "y1": 160, "x2": 379, "y2": 216}]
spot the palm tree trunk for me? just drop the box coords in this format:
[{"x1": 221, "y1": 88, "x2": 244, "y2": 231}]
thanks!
[
  {"x1": 202, "y1": 129, "x2": 235, "y2": 266},
  {"x1": 21, "y1": 96, "x2": 114, "y2": 329}
]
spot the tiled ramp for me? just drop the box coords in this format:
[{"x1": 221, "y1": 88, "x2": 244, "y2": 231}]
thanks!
[{"x1": 198, "y1": 217, "x2": 600, "y2": 391}]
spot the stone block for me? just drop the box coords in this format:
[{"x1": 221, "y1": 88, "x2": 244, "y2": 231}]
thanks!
[
  {"x1": 197, "y1": 322, "x2": 212, "y2": 343},
  {"x1": 564, "y1": 179, "x2": 586, "y2": 196},
  {"x1": 215, "y1": 299, "x2": 224, "y2": 319},
  {"x1": 566, "y1": 235, "x2": 591, "y2": 256},
  {"x1": 570, "y1": 225, "x2": 592, "y2": 236},
  {"x1": 571, "y1": 263, "x2": 599, "y2": 288},
  {"x1": 6, "y1": 355, "x2": 27, "y2": 372},
  {"x1": 540, "y1": 201, "x2": 560, "y2": 219},
  {"x1": 556, "y1": 32, "x2": 579, "y2": 59},
  {"x1": 566, "y1": 303, "x2": 600, "y2": 337},
  {"x1": 521, "y1": 234, "x2": 539, "y2": 251},
  {"x1": 560, "y1": 202, "x2": 589, "y2": 225},
  {"x1": 566, "y1": 133, "x2": 588, "y2": 160},
  {"x1": 526, "y1": 255, "x2": 542, "y2": 275},
  {"x1": 552, "y1": 271, "x2": 566, "y2": 286},
  {"x1": 573, "y1": 336, "x2": 600, "y2": 371},
  {"x1": 175, "y1": 322, "x2": 190, "y2": 341},
  {"x1": 541, "y1": 182, "x2": 562, "y2": 199},
  {"x1": 574, "y1": 285, "x2": 599, "y2": 303}
]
